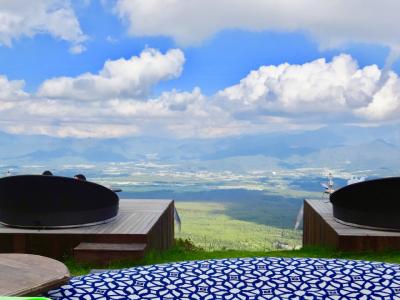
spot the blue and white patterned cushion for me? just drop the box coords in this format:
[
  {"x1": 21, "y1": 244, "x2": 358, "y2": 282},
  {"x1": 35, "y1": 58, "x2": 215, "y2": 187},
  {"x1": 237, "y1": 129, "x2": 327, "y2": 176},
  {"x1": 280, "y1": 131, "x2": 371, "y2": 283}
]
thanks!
[{"x1": 46, "y1": 257, "x2": 400, "y2": 299}]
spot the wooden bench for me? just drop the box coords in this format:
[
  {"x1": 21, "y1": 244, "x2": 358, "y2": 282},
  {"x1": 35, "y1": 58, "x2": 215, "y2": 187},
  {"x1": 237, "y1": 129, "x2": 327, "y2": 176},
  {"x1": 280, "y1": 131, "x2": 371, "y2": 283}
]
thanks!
[{"x1": 0, "y1": 254, "x2": 69, "y2": 296}]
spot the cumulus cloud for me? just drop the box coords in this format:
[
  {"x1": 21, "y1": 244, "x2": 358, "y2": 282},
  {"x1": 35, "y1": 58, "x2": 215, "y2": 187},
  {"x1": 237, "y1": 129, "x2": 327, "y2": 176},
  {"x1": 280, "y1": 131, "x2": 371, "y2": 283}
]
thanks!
[
  {"x1": 0, "y1": 48, "x2": 205, "y2": 138},
  {"x1": 0, "y1": 0, "x2": 87, "y2": 53},
  {"x1": 0, "y1": 75, "x2": 28, "y2": 112},
  {"x1": 114, "y1": 0, "x2": 400, "y2": 50},
  {"x1": 1, "y1": 50, "x2": 400, "y2": 138},
  {"x1": 216, "y1": 54, "x2": 400, "y2": 126},
  {"x1": 355, "y1": 73, "x2": 400, "y2": 121},
  {"x1": 38, "y1": 48, "x2": 184, "y2": 100},
  {"x1": 0, "y1": 75, "x2": 27, "y2": 99},
  {"x1": 217, "y1": 54, "x2": 382, "y2": 116}
]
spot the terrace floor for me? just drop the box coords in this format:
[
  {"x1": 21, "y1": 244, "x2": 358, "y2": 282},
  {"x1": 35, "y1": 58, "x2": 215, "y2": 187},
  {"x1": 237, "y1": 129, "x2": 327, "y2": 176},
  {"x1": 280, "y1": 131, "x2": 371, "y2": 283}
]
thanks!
[
  {"x1": 0, "y1": 199, "x2": 175, "y2": 262},
  {"x1": 304, "y1": 199, "x2": 400, "y2": 251}
]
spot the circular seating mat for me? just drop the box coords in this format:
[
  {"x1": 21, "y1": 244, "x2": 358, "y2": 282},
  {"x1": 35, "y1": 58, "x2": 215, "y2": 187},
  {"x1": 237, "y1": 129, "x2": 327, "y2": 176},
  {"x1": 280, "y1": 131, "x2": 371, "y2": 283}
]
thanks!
[{"x1": 46, "y1": 257, "x2": 400, "y2": 299}]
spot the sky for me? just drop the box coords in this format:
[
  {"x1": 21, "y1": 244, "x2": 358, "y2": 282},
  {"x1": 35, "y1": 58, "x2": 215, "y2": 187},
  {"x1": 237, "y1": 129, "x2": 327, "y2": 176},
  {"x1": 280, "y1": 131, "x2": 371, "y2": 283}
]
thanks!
[{"x1": 0, "y1": 0, "x2": 399, "y2": 139}]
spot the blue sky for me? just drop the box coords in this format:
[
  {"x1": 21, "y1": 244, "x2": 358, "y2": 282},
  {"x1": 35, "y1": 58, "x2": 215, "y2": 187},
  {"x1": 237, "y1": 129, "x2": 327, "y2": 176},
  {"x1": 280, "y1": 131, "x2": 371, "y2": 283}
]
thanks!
[
  {"x1": 0, "y1": 1, "x2": 395, "y2": 94},
  {"x1": 0, "y1": 0, "x2": 399, "y2": 139}
]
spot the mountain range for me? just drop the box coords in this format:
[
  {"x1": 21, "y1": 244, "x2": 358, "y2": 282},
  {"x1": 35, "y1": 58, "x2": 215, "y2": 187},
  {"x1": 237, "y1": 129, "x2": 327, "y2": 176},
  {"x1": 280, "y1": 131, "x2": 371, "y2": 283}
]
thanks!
[{"x1": 0, "y1": 124, "x2": 399, "y2": 174}]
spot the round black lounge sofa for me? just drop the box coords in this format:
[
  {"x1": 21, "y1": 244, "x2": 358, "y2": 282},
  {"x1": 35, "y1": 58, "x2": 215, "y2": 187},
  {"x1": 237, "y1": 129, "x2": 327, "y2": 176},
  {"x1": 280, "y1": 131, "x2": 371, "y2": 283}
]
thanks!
[
  {"x1": 330, "y1": 177, "x2": 400, "y2": 231},
  {"x1": 0, "y1": 175, "x2": 119, "y2": 228}
]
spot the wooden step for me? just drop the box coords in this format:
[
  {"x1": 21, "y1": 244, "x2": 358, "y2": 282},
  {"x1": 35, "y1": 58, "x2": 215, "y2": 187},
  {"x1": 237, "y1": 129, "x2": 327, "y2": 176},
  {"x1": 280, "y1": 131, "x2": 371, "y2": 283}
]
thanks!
[{"x1": 74, "y1": 242, "x2": 147, "y2": 265}]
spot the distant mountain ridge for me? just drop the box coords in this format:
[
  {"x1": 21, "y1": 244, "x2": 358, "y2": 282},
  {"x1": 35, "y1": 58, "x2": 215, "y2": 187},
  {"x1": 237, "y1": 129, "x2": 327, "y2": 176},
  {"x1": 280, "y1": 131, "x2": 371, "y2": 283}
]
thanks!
[{"x1": 0, "y1": 124, "x2": 399, "y2": 173}]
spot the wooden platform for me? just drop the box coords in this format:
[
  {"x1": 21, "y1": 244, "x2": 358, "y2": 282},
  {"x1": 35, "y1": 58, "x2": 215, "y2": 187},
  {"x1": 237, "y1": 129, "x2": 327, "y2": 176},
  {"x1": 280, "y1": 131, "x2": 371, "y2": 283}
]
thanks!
[
  {"x1": 0, "y1": 253, "x2": 69, "y2": 296},
  {"x1": 0, "y1": 199, "x2": 174, "y2": 261},
  {"x1": 303, "y1": 199, "x2": 400, "y2": 251}
]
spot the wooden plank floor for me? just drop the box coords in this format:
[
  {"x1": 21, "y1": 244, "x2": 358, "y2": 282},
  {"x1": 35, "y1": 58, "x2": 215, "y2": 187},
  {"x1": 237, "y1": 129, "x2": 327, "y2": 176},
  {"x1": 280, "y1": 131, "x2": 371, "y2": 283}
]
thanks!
[
  {"x1": 0, "y1": 199, "x2": 173, "y2": 235},
  {"x1": 0, "y1": 253, "x2": 69, "y2": 296},
  {"x1": 304, "y1": 199, "x2": 400, "y2": 251},
  {"x1": 307, "y1": 200, "x2": 400, "y2": 237},
  {"x1": 0, "y1": 199, "x2": 175, "y2": 259}
]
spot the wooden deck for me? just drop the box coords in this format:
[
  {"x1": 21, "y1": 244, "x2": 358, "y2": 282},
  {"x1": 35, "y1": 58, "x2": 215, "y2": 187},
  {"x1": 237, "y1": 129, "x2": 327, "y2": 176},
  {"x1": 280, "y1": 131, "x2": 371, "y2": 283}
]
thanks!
[
  {"x1": 0, "y1": 253, "x2": 69, "y2": 296},
  {"x1": 304, "y1": 199, "x2": 400, "y2": 251},
  {"x1": 0, "y1": 199, "x2": 175, "y2": 260}
]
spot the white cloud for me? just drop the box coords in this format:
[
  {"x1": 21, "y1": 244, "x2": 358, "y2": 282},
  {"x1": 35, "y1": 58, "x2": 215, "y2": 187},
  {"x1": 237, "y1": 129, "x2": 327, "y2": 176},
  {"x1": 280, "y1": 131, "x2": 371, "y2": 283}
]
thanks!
[
  {"x1": 217, "y1": 54, "x2": 382, "y2": 116},
  {"x1": 0, "y1": 0, "x2": 87, "y2": 53},
  {"x1": 38, "y1": 48, "x2": 185, "y2": 100},
  {"x1": 355, "y1": 73, "x2": 400, "y2": 121},
  {"x1": 0, "y1": 75, "x2": 27, "y2": 112},
  {"x1": 69, "y1": 44, "x2": 87, "y2": 54},
  {"x1": 216, "y1": 54, "x2": 400, "y2": 127},
  {"x1": 5, "y1": 123, "x2": 139, "y2": 139},
  {"x1": 114, "y1": 0, "x2": 400, "y2": 50},
  {"x1": 1, "y1": 51, "x2": 400, "y2": 139},
  {"x1": 0, "y1": 75, "x2": 27, "y2": 99}
]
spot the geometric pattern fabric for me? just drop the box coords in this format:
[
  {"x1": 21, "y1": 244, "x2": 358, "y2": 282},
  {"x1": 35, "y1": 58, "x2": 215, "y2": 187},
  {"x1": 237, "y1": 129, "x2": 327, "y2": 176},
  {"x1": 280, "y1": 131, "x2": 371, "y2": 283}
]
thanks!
[{"x1": 46, "y1": 257, "x2": 400, "y2": 299}]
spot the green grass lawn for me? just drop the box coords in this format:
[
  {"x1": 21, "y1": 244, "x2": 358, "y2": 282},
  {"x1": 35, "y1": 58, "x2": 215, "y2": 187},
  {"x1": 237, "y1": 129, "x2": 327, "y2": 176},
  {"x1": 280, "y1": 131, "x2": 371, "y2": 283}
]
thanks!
[{"x1": 66, "y1": 239, "x2": 400, "y2": 276}]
